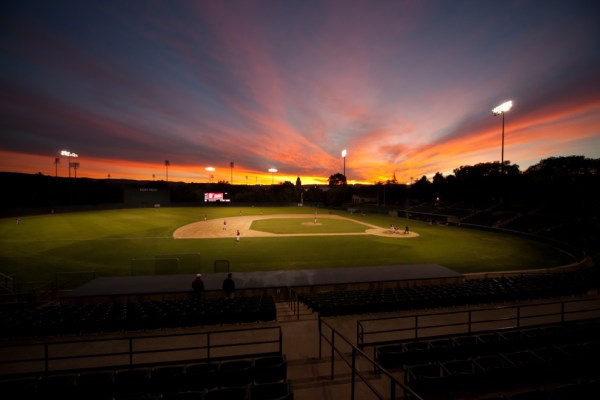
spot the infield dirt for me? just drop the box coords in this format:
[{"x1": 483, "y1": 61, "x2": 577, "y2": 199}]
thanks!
[{"x1": 173, "y1": 213, "x2": 418, "y2": 239}]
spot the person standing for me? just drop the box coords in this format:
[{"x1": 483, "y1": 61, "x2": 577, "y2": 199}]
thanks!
[
  {"x1": 223, "y1": 220, "x2": 227, "y2": 230},
  {"x1": 222, "y1": 273, "x2": 235, "y2": 299},
  {"x1": 236, "y1": 229, "x2": 240, "y2": 243},
  {"x1": 191, "y1": 273, "x2": 204, "y2": 299}
]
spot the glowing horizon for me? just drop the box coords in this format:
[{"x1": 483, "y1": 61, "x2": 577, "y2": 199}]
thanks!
[{"x1": 1, "y1": 1, "x2": 599, "y2": 185}]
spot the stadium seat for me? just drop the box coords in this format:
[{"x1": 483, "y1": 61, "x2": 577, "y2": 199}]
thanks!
[
  {"x1": 440, "y1": 359, "x2": 481, "y2": 392},
  {"x1": 113, "y1": 368, "x2": 151, "y2": 399},
  {"x1": 0, "y1": 376, "x2": 38, "y2": 397},
  {"x1": 451, "y1": 335, "x2": 480, "y2": 359},
  {"x1": 399, "y1": 341, "x2": 431, "y2": 366},
  {"x1": 76, "y1": 370, "x2": 115, "y2": 399},
  {"x1": 254, "y1": 355, "x2": 287, "y2": 384},
  {"x1": 219, "y1": 359, "x2": 254, "y2": 388},
  {"x1": 151, "y1": 365, "x2": 186, "y2": 395},
  {"x1": 184, "y1": 362, "x2": 220, "y2": 391},
  {"x1": 404, "y1": 362, "x2": 446, "y2": 396},
  {"x1": 501, "y1": 350, "x2": 545, "y2": 385},
  {"x1": 35, "y1": 374, "x2": 78, "y2": 399},
  {"x1": 427, "y1": 337, "x2": 454, "y2": 361},
  {"x1": 472, "y1": 354, "x2": 515, "y2": 392},
  {"x1": 374, "y1": 344, "x2": 405, "y2": 370}
]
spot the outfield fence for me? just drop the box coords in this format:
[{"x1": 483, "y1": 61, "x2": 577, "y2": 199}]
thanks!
[{"x1": 130, "y1": 253, "x2": 202, "y2": 275}]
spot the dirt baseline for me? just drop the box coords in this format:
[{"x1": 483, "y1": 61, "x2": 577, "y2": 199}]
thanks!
[{"x1": 172, "y1": 214, "x2": 419, "y2": 239}]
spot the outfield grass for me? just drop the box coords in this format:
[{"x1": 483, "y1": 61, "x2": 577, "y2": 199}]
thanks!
[{"x1": 0, "y1": 206, "x2": 576, "y2": 283}]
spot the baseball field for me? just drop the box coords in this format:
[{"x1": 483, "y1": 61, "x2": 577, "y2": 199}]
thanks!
[{"x1": 0, "y1": 206, "x2": 576, "y2": 283}]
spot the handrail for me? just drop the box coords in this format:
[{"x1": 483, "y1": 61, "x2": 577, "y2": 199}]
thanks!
[
  {"x1": 0, "y1": 325, "x2": 282, "y2": 377},
  {"x1": 287, "y1": 287, "x2": 301, "y2": 320},
  {"x1": 318, "y1": 317, "x2": 423, "y2": 400},
  {"x1": 357, "y1": 296, "x2": 600, "y2": 349}
]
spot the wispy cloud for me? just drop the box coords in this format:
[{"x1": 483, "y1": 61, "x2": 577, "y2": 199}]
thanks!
[{"x1": 1, "y1": 0, "x2": 598, "y2": 184}]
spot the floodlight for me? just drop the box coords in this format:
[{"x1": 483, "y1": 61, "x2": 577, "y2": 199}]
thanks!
[
  {"x1": 60, "y1": 150, "x2": 78, "y2": 177},
  {"x1": 492, "y1": 100, "x2": 513, "y2": 171},
  {"x1": 268, "y1": 168, "x2": 278, "y2": 184},
  {"x1": 205, "y1": 166, "x2": 215, "y2": 183},
  {"x1": 492, "y1": 100, "x2": 513, "y2": 115}
]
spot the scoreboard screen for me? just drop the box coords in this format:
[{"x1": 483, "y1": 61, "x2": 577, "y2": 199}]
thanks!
[{"x1": 204, "y1": 192, "x2": 230, "y2": 202}]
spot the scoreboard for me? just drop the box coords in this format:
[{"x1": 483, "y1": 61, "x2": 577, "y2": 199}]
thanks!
[{"x1": 204, "y1": 192, "x2": 230, "y2": 202}]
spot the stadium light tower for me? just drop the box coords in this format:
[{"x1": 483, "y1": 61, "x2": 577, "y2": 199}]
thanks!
[
  {"x1": 492, "y1": 100, "x2": 513, "y2": 172},
  {"x1": 268, "y1": 168, "x2": 278, "y2": 185},
  {"x1": 60, "y1": 150, "x2": 78, "y2": 178},
  {"x1": 165, "y1": 160, "x2": 170, "y2": 182},
  {"x1": 205, "y1": 166, "x2": 215, "y2": 183},
  {"x1": 72, "y1": 162, "x2": 80, "y2": 178},
  {"x1": 341, "y1": 149, "x2": 347, "y2": 179}
]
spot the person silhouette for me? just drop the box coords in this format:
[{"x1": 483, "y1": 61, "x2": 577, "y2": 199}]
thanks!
[
  {"x1": 222, "y1": 273, "x2": 235, "y2": 299},
  {"x1": 191, "y1": 273, "x2": 204, "y2": 299}
]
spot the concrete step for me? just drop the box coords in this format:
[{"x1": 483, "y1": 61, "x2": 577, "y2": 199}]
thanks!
[{"x1": 276, "y1": 300, "x2": 317, "y2": 322}]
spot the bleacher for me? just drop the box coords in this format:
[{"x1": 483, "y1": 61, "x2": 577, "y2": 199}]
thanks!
[
  {"x1": 298, "y1": 267, "x2": 600, "y2": 317},
  {"x1": 0, "y1": 296, "x2": 277, "y2": 338},
  {"x1": 0, "y1": 354, "x2": 292, "y2": 400},
  {"x1": 373, "y1": 320, "x2": 600, "y2": 399}
]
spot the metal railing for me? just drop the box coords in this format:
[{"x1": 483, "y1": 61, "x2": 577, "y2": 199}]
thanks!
[
  {"x1": 287, "y1": 287, "x2": 301, "y2": 320},
  {"x1": 316, "y1": 296, "x2": 600, "y2": 400},
  {"x1": 0, "y1": 325, "x2": 282, "y2": 377},
  {"x1": 357, "y1": 296, "x2": 600, "y2": 349},
  {"x1": 318, "y1": 318, "x2": 423, "y2": 400}
]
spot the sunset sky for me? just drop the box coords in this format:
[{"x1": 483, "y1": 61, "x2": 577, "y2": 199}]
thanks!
[{"x1": 1, "y1": 0, "x2": 599, "y2": 185}]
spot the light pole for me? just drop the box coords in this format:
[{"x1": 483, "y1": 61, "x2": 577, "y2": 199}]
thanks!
[
  {"x1": 165, "y1": 160, "x2": 170, "y2": 182},
  {"x1": 492, "y1": 100, "x2": 513, "y2": 172},
  {"x1": 60, "y1": 150, "x2": 78, "y2": 178},
  {"x1": 341, "y1": 149, "x2": 347, "y2": 180},
  {"x1": 205, "y1": 166, "x2": 215, "y2": 183},
  {"x1": 268, "y1": 168, "x2": 278, "y2": 185},
  {"x1": 54, "y1": 157, "x2": 60, "y2": 177},
  {"x1": 72, "y1": 162, "x2": 80, "y2": 178}
]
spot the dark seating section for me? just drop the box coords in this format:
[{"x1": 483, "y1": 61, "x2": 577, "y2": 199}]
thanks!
[
  {"x1": 298, "y1": 268, "x2": 600, "y2": 317},
  {"x1": 383, "y1": 320, "x2": 600, "y2": 400},
  {"x1": 0, "y1": 354, "x2": 291, "y2": 400},
  {"x1": 0, "y1": 296, "x2": 277, "y2": 337}
]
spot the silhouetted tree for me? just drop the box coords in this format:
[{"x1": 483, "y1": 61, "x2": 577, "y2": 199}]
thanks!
[
  {"x1": 328, "y1": 173, "x2": 347, "y2": 186},
  {"x1": 303, "y1": 185, "x2": 325, "y2": 204}
]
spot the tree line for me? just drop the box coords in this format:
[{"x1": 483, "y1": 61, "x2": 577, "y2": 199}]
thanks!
[{"x1": 1, "y1": 155, "x2": 598, "y2": 216}]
